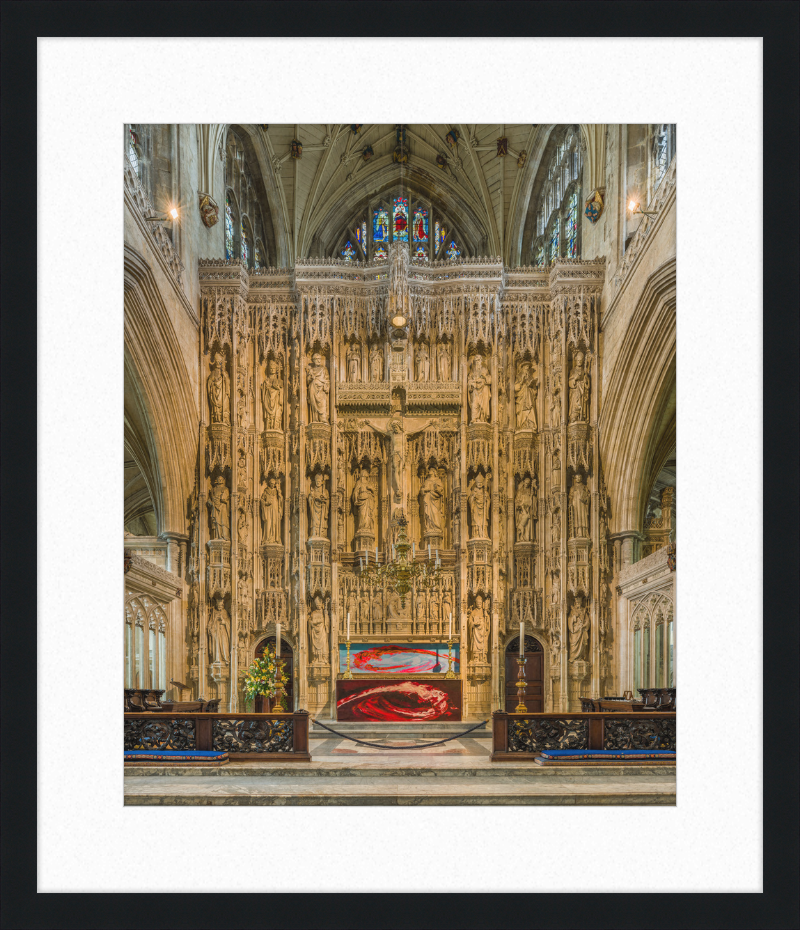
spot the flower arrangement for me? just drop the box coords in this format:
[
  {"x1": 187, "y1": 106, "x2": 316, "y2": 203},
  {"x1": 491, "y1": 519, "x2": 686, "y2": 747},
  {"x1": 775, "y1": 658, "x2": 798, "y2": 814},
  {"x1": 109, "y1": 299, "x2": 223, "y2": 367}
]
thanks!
[{"x1": 242, "y1": 645, "x2": 289, "y2": 707}]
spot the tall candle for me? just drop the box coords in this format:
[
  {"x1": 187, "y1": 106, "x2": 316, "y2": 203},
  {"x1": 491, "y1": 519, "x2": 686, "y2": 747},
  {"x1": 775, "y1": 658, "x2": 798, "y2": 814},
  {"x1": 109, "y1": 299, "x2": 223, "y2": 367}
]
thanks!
[
  {"x1": 276, "y1": 622, "x2": 281, "y2": 669},
  {"x1": 520, "y1": 622, "x2": 524, "y2": 657},
  {"x1": 412, "y1": 541, "x2": 415, "y2": 558},
  {"x1": 375, "y1": 546, "x2": 378, "y2": 562},
  {"x1": 428, "y1": 543, "x2": 431, "y2": 559},
  {"x1": 347, "y1": 612, "x2": 350, "y2": 641},
  {"x1": 449, "y1": 612, "x2": 452, "y2": 640},
  {"x1": 365, "y1": 550, "x2": 368, "y2": 566}
]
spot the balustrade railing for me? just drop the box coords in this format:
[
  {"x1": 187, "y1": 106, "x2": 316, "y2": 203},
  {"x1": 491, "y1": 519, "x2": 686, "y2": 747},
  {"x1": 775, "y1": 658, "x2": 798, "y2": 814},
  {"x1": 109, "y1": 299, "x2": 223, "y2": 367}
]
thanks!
[
  {"x1": 491, "y1": 710, "x2": 676, "y2": 761},
  {"x1": 124, "y1": 710, "x2": 311, "y2": 761}
]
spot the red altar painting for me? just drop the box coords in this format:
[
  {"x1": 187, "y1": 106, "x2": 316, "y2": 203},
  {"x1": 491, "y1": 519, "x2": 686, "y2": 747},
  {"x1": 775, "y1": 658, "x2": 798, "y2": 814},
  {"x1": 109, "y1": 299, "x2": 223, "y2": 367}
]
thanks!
[{"x1": 336, "y1": 679, "x2": 462, "y2": 722}]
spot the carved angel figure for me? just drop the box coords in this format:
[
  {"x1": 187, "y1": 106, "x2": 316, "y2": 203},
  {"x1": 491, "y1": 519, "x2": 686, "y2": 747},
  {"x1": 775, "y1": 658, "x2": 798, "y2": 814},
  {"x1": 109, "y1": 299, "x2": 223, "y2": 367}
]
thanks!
[
  {"x1": 207, "y1": 353, "x2": 230, "y2": 424},
  {"x1": 306, "y1": 353, "x2": 330, "y2": 423},
  {"x1": 260, "y1": 477, "x2": 283, "y2": 544},
  {"x1": 307, "y1": 472, "x2": 330, "y2": 538}
]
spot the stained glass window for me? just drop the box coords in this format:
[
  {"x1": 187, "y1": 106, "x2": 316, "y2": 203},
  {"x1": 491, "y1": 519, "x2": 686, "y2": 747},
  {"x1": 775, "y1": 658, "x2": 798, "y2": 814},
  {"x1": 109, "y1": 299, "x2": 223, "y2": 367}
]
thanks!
[
  {"x1": 445, "y1": 241, "x2": 460, "y2": 260},
  {"x1": 225, "y1": 195, "x2": 234, "y2": 260},
  {"x1": 373, "y1": 207, "x2": 389, "y2": 243},
  {"x1": 534, "y1": 242, "x2": 544, "y2": 267},
  {"x1": 254, "y1": 240, "x2": 263, "y2": 271},
  {"x1": 374, "y1": 244, "x2": 388, "y2": 261},
  {"x1": 413, "y1": 244, "x2": 428, "y2": 262},
  {"x1": 241, "y1": 220, "x2": 250, "y2": 267},
  {"x1": 652, "y1": 124, "x2": 676, "y2": 188},
  {"x1": 412, "y1": 207, "x2": 429, "y2": 242},
  {"x1": 356, "y1": 221, "x2": 367, "y2": 255},
  {"x1": 341, "y1": 241, "x2": 356, "y2": 262},
  {"x1": 128, "y1": 128, "x2": 139, "y2": 175},
  {"x1": 548, "y1": 222, "x2": 559, "y2": 264},
  {"x1": 565, "y1": 190, "x2": 578, "y2": 258},
  {"x1": 392, "y1": 196, "x2": 409, "y2": 241}
]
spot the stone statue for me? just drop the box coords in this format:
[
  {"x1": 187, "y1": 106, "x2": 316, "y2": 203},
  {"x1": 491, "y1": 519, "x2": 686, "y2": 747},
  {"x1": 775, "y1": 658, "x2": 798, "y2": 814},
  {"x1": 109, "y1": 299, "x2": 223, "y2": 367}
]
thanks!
[
  {"x1": 469, "y1": 595, "x2": 488, "y2": 663},
  {"x1": 207, "y1": 353, "x2": 230, "y2": 424},
  {"x1": 237, "y1": 505, "x2": 249, "y2": 545},
  {"x1": 307, "y1": 472, "x2": 330, "y2": 538},
  {"x1": 552, "y1": 446, "x2": 562, "y2": 488},
  {"x1": 346, "y1": 590, "x2": 357, "y2": 629},
  {"x1": 549, "y1": 383, "x2": 561, "y2": 428},
  {"x1": 415, "y1": 342, "x2": 430, "y2": 381},
  {"x1": 515, "y1": 476, "x2": 533, "y2": 542},
  {"x1": 351, "y1": 466, "x2": 376, "y2": 536},
  {"x1": 569, "y1": 473, "x2": 590, "y2": 538},
  {"x1": 306, "y1": 353, "x2": 330, "y2": 423},
  {"x1": 371, "y1": 595, "x2": 383, "y2": 628},
  {"x1": 207, "y1": 476, "x2": 230, "y2": 540},
  {"x1": 514, "y1": 361, "x2": 538, "y2": 430},
  {"x1": 437, "y1": 340, "x2": 451, "y2": 381},
  {"x1": 568, "y1": 351, "x2": 589, "y2": 422},
  {"x1": 369, "y1": 344, "x2": 384, "y2": 382},
  {"x1": 260, "y1": 477, "x2": 283, "y2": 544},
  {"x1": 347, "y1": 343, "x2": 361, "y2": 383},
  {"x1": 468, "y1": 356, "x2": 491, "y2": 422},
  {"x1": 261, "y1": 359, "x2": 283, "y2": 430},
  {"x1": 551, "y1": 508, "x2": 561, "y2": 545},
  {"x1": 308, "y1": 595, "x2": 329, "y2": 663},
  {"x1": 387, "y1": 590, "x2": 404, "y2": 621},
  {"x1": 419, "y1": 468, "x2": 445, "y2": 537},
  {"x1": 207, "y1": 595, "x2": 231, "y2": 664},
  {"x1": 441, "y1": 591, "x2": 453, "y2": 629},
  {"x1": 359, "y1": 592, "x2": 370, "y2": 629},
  {"x1": 467, "y1": 473, "x2": 490, "y2": 539},
  {"x1": 237, "y1": 448, "x2": 247, "y2": 486},
  {"x1": 568, "y1": 595, "x2": 589, "y2": 662}
]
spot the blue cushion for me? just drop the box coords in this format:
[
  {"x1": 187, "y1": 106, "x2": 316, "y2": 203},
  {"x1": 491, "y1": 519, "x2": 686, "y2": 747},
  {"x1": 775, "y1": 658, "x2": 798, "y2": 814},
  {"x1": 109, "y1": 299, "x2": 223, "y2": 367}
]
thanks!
[
  {"x1": 125, "y1": 750, "x2": 228, "y2": 761},
  {"x1": 539, "y1": 749, "x2": 674, "y2": 759}
]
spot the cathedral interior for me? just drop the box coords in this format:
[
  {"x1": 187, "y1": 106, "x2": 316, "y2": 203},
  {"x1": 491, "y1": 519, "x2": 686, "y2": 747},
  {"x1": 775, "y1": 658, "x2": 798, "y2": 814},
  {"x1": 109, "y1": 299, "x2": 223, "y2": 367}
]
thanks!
[{"x1": 123, "y1": 122, "x2": 676, "y2": 722}]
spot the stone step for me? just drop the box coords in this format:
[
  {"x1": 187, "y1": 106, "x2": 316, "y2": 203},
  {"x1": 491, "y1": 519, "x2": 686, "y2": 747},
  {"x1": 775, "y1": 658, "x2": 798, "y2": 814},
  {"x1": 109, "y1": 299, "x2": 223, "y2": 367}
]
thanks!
[
  {"x1": 124, "y1": 773, "x2": 676, "y2": 806},
  {"x1": 309, "y1": 719, "x2": 491, "y2": 740}
]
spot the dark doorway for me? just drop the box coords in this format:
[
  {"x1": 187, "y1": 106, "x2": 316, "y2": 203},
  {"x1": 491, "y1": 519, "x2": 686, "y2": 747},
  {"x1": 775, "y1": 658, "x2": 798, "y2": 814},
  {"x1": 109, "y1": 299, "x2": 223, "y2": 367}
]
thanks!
[
  {"x1": 504, "y1": 635, "x2": 544, "y2": 712},
  {"x1": 254, "y1": 637, "x2": 294, "y2": 711}
]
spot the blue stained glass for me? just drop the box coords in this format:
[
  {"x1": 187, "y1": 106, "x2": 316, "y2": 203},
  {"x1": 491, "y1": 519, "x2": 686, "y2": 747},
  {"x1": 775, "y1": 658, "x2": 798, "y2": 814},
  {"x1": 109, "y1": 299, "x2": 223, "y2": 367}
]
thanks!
[
  {"x1": 445, "y1": 241, "x2": 460, "y2": 260},
  {"x1": 413, "y1": 244, "x2": 428, "y2": 261},
  {"x1": 356, "y1": 221, "x2": 366, "y2": 254},
  {"x1": 373, "y1": 208, "x2": 389, "y2": 242},
  {"x1": 393, "y1": 196, "x2": 409, "y2": 241},
  {"x1": 374, "y1": 244, "x2": 388, "y2": 261},
  {"x1": 548, "y1": 223, "x2": 559, "y2": 264},
  {"x1": 535, "y1": 243, "x2": 544, "y2": 267},
  {"x1": 341, "y1": 241, "x2": 356, "y2": 262},
  {"x1": 241, "y1": 220, "x2": 250, "y2": 267},
  {"x1": 225, "y1": 195, "x2": 234, "y2": 260},
  {"x1": 128, "y1": 129, "x2": 139, "y2": 175},
  {"x1": 412, "y1": 208, "x2": 429, "y2": 242},
  {"x1": 254, "y1": 240, "x2": 262, "y2": 270},
  {"x1": 566, "y1": 191, "x2": 578, "y2": 258}
]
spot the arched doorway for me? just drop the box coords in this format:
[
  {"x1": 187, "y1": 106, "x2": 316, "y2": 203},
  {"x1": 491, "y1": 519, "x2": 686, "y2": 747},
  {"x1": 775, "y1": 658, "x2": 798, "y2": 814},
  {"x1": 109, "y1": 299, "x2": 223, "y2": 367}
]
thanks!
[
  {"x1": 504, "y1": 635, "x2": 544, "y2": 712},
  {"x1": 254, "y1": 637, "x2": 294, "y2": 712}
]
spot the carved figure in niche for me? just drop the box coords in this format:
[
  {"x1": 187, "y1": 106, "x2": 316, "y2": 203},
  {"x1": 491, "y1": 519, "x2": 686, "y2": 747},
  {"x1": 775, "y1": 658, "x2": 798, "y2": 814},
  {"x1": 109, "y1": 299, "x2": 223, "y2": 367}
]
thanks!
[
  {"x1": 207, "y1": 353, "x2": 230, "y2": 424},
  {"x1": 441, "y1": 590, "x2": 453, "y2": 628},
  {"x1": 551, "y1": 508, "x2": 561, "y2": 545},
  {"x1": 261, "y1": 360, "x2": 284, "y2": 430},
  {"x1": 207, "y1": 595, "x2": 231, "y2": 664},
  {"x1": 415, "y1": 342, "x2": 430, "y2": 382},
  {"x1": 347, "y1": 342, "x2": 361, "y2": 383},
  {"x1": 568, "y1": 351, "x2": 590, "y2": 422},
  {"x1": 389, "y1": 420, "x2": 404, "y2": 501},
  {"x1": 260, "y1": 477, "x2": 283, "y2": 544},
  {"x1": 346, "y1": 590, "x2": 357, "y2": 629},
  {"x1": 419, "y1": 467, "x2": 445, "y2": 538},
  {"x1": 337, "y1": 495, "x2": 345, "y2": 547},
  {"x1": 371, "y1": 595, "x2": 383, "y2": 629},
  {"x1": 307, "y1": 472, "x2": 330, "y2": 538},
  {"x1": 515, "y1": 476, "x2": 533, "y2": 542},
  {"x1": 308, "y1": 595, "x2": 329, "y2": 663},
  {"x1": 467, "y1": 473, "x2": 490, "y2": 539},
  {"x1": 306, "y1": 353, "x2": 330, "y2": 423},
  {"x1": 568, "y1": 594, "x2": 589, "y2": 662},
  {"x1": 514, "y1": 361, "x2": 538, "y2": 430},
  {"x1": 467, "y1": 356, "x2": 492, "y2": 422},
  {"x1": 237, "y1": 448, "x2": 247, "y2": 486},
  {"x1": 237, "y1": 505, "x2": 250, "y2": 546},
  {"x1": 207, "y1": 476, "x2": 231, "y2": 540},
  {"x1": 552, "y1": 446, "x2": 562, "y2": 488},
  {"x1": 549, "y1": 383, "x2": 561, "y2": 428},
  {"x1": 469, "y1": 595, "x2": 489, "y2": 663},
  {"x1": 237, "y1": 573, "x2": 248, "y2": 606},
  {"x1": 359, "y1": 592, "x2": 370, "y2": 629},
  {"x1": 351, "y1": 466, "x2": 376, "y2": 536},
  {"x1": 438, "y1": 339, "x2": 451, "y2": 381},
  {"x1": 387, "y1": 590, "x2": 404, "y2": 621},
  {"x1": 369, "y1": 343, "x2": 384, "y2": 382},
  {"x1": 569, "y1": 474, "x2": 590, "y2": 538}
]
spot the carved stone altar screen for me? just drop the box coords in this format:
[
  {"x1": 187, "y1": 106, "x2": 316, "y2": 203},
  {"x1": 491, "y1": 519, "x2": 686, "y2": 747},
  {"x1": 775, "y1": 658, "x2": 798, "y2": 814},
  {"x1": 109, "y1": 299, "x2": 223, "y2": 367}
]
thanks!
[{"x1": 190, "y1": 245, "x2": 608, "y2": 715}]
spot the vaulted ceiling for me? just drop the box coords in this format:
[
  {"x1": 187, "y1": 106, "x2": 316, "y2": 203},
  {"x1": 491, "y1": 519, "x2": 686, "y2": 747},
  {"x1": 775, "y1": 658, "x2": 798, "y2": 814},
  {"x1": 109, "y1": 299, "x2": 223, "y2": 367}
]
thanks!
[{"x1": 233, "y1": 123, "x2": 558, "y2": 267}]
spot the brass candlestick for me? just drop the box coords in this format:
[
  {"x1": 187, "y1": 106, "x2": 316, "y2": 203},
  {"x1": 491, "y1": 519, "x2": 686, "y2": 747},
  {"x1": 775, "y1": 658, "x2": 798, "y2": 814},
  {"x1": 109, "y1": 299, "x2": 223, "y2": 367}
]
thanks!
[
  {"x1": 271, "y1": 657, "x2": 286, "y2": 712},
  {"x1": 445, "y1": 637, "x2": 456, "y2": 679},
  {"x1": 515, "y1": 655, "x2": 528, "y2": 713},
  {"x1": 343, "y1": 639, "x2": 354, "y2": 679}
]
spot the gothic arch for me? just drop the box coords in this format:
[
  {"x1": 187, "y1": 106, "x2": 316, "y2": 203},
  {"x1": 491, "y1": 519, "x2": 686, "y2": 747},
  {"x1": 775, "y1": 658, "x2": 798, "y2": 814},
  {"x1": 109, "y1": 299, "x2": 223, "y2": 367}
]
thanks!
[
  {"x1": 599, "y1": 257, "x2": 676, "y2": 536},
  {"x1": 124, "y1": 245, "x2": 198, "y2": 536}
]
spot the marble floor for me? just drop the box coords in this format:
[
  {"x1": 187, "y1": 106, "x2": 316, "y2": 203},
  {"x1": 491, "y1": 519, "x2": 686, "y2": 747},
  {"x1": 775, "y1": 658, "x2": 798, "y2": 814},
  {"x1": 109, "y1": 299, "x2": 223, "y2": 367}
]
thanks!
[{"x1": 124, "y1": 737, "x2": 676, "y2": 805}]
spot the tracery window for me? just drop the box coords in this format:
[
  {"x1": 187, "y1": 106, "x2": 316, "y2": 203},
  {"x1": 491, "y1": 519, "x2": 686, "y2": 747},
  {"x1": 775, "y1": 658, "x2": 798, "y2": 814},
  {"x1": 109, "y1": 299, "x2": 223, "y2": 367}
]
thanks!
[
  {"x1": 355, "y1": 221, "x2": 367, "y2": 256},
  {"x1": 225, "y1": 194, "x2": 235, "y2": 260},
  {"x1": 373, "y1": 207, "x2": 389, "y2": 243},
  {"x1": 341, "y1": 241, "x2": 356, "y2": 262},
  {"x1": 128, "y1": 128, "x2": 140, "y2": 175},
  {"x1": 531, "y1": 127, "x2": 582, "y2": 265},
  {"x1": 651, "y1": 124, "x2": 676, "y2": 191},
  {"x1": 445, "y1": 241, "x2": 461, "y2": 260},
  {"x1": 254, "y1": 239, "x2": 264, "y2": 271},
  {"x1": 393, "y1": 196, "x2": 409, "y2": 241},
  {"x1": 241, "y1": 219, "x2": 250, "y2": 268},
  {"x1": 125, "y1": 595, "x2": 168, "y2": 691},
  {"x1": 412, "y1": 207, "x2": 428, "y2": 243},
  {"x1": 630, "y1": 595, "x2": 674, "y2": 695},
  {"x1": 225, "y1": 127, "x2": 270, "y2": 268}
]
